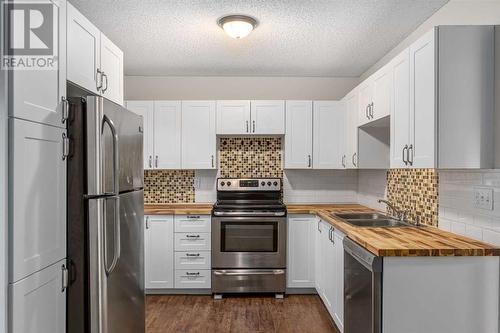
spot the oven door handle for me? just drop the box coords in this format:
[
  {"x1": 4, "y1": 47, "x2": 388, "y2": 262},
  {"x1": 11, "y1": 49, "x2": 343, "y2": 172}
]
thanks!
[{"x1": 213, "y1": 270, "x2": 285, "y2": 276}]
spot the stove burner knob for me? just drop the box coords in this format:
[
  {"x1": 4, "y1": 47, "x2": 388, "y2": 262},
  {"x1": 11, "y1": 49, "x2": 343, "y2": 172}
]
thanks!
[
  {"x1": 220, "y1": 182, "x2": 225, "y2": 186},
  {"x1": 227, "y1": 181, "x2": 231, "y2": 186},
  {"x1": 273, "y1": 181, "x2": 278, "y2": 186},
  {"x1": 267, "y1": 181, "x2": 272, "y2": 186},
  {"x1": 261, "y1": 181, "x2": 265, "y2": 186}
]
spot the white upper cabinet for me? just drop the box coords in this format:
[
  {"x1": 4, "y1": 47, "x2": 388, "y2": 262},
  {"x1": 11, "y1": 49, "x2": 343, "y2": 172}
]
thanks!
[
  {"x1": 10, "y1": 0, "x2": 67, "y2": 128},
  {"x1": 284, "y1": 101, "x2": 313, "y2": 169},
  {"x1": 144, "y1": 216, "x2": 174, "y2": 289},
  {"x1": 67, "y1": 2, "x2": 100, "y2": 94},
  {"x1": 126, "y1": 101, "x2": 154, "y2": 170},
  {"x1": 100, "y1": 34, "x2": 124, "y2": 105},
  {"x1": 409, "y1": 28, "x2": 436, "y2": 168},
  {"x1": 10, "y1": 119, "x2": 66, "y2": 282},
  {"x1": 287, "y1": 216, "x2": 316, "y2": 288},
  {"x1": 390, "y1": 49, "x2": 411, "y2": 169},
  {"x1": 357, "y1": 79, "x2": 374, "y2": 126},
  {"x1": 216, "y1": 100, "x2": 251, "y2": 135},
  {"x1": 153, "y1": 101, "x2": 182, "y2": 169},
  {"x1": 371, "y1": 64, "x2": 392, "y2": 122},
  {"x1": 343, "y1": 91, "x2": 359, "y2": 169},
  {"x1": 67, "y1": 3, "x2": 124, "y2": 104},
  {"x1": 313, "y1": 101, "x2": 345, "y2": 169},
  {"x1": 181, "y1": 101, "x2": 217, "y2": 169},
  {"x1": 251, "y1": 100, "x2": 285, "y2": 135}
]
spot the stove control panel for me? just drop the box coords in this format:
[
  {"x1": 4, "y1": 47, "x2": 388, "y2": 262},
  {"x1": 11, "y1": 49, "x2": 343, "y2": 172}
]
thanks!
[{"x1": 217, "y1": 178, "x2": 281, "y2": 191}]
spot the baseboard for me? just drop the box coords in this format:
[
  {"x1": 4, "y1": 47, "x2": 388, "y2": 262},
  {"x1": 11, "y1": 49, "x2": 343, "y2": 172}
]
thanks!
[
  {"x1": 286, "y1": 288, "x2": 318, "y2": 294},
  {"x1": 146, "y1": 288, "x2": 212, "y2": 295}
]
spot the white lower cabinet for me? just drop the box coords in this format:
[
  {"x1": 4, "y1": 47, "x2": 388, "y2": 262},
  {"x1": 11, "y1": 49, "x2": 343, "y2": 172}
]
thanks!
[
  {"x1": 144, "y1": 215, "x2": 174, "y2": 289},
  {"x1": 287, "y1": 215, "x2": 316, "y2": 288},
  {"x1": 9, "y1": 259, "x2": 66, "y2": 333},
  {"x1": 174, "y1": 270, "x2": 211, "y2": 289}
]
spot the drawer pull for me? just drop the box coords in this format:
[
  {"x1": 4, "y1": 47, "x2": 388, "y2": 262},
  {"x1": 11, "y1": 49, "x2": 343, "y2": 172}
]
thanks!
[
  {"x1": 187, "y1": 215, "x2": 201, "y2": 219},
  {"x1": 186, "y1": 235, "x2": 200, "y2": 238},
  {"x1": 185, "y1": 253, "x2": 201, "y2": 257},
  {"x1": 186, "y1": 272, "x2": 200, "y2": 276}
]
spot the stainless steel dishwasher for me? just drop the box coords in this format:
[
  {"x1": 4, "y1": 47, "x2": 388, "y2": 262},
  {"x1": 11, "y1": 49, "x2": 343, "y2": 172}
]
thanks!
[{"x1": 343, "y1": 238, "x2": 382, "y2": 333}]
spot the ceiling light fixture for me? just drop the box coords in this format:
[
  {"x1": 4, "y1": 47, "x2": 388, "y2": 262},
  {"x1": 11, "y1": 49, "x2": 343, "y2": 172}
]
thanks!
[{"x1": 217, "y1": 15, "x2": 258, "y2": 39}]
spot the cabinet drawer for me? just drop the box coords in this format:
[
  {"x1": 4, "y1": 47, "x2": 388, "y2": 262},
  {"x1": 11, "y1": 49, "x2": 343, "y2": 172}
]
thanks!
[
  {"x1": 175, "y1": 269, "x2": 211, "y2": 289},
  {"x1": 175, "y1": 251, "x2": 211, "y2": 270},
  {"x1": 174, "y1": 233, "x2": 211, "y2": 251},
  {"x1": 174, "y1": 215, "x2": 211, "y2": 233}
]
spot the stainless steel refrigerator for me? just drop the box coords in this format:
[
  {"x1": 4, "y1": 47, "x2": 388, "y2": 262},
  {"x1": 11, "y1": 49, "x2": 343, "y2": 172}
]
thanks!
[{"x1": 67, "y1": 96, "x2": 145, "y2": 333}]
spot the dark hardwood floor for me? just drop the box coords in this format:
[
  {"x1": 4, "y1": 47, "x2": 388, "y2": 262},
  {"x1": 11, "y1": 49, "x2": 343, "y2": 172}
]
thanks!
[{"x1": 146, "y1": 294, "x2": 340, "y2": 333}]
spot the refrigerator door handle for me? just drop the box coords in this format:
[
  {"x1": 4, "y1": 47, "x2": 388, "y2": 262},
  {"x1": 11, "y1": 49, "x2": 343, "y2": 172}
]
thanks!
[
  {"x1": 102, "y1": 115, "x2": 119, "y2": 196},
  {"x1": 103, "y1": 196, "x2": 121, "y2": 276}
]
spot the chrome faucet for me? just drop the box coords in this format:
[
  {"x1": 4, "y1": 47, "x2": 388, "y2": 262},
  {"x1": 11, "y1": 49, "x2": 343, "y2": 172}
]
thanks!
[{"x1": 378, "y1": 199, "x2": 408, "y2": 222}]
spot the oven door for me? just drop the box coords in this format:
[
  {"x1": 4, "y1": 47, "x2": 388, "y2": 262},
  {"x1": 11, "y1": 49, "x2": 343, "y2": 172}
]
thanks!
[{"x1": 212, "y1": 216, "x2": 286, "y2": 268}]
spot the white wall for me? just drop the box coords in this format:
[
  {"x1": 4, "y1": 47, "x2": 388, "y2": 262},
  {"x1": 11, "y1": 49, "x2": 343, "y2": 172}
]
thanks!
[
  {"x1": 357, "y1": 170, "x2": 388, "y2": 211},
  {"x1": 360, "y1": 0, "x2": 500, "y2": 80},
  {"x1": 124, "y1": 76, "x2": 359, "y2": 100}
]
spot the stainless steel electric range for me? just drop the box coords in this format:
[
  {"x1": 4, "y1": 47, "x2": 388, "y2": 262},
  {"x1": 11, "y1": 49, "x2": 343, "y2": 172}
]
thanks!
[{"x1": 211, "y1": 178, "x2": 287, "y2": 299}]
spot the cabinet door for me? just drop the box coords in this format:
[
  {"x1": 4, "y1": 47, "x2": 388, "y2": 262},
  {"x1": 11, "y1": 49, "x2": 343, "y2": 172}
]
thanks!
[
  {"x1": 320, "y1": 222, "x2": 334, "y2": 313},
  {"x1": 9, "y1": 0, "x2": 67, "y2": 128},
  {"x1": 287, "y1": 216, "x2": 315, "y2": 288},
  {"x1": 409, "y1": 29, "x2": 436, "y2": 168},
  {"x1": 344, "y1": 92, "x2": 358, "y2": 169},
  {"x1": 100, "y1": 33, "x2": 124, "y2": 105},
  {"x1": 9, "y1": 260, "x2": 66, "y2": 333},
  {"x1": 314, "y1": 219, "x2": 323, "y2": 295},
  {"x1": 284, "y1": 101, "x2": 313, "y2": 169},
  {"x1": 251, "y1": 100, "x2": 285, "y2": 135},
  {"x1": 126, "y1": 101, "x2": 154, "y2": 170},
  {"x1": 216, "y1": 100, "x2": 251, "y2": 135},
  {"x1": 10, "y1": 119, "x2": 66, "y2": 282},
  {"x1": 372, "y1": 64, "x2": 392, "y2": 121},
  {"x1": 391, "y1": 48, "x2": 411, "y2": 168},
  {"x1": 181, "y1": 101, "x2": 216, "y2": 169},
  {"x1": 358, "y1": 80, "x2": 374, "y2": 126},
  {"x1": 67, "y1": 2, "x2": 100, "y2": 94},
  {"x1": 154, "y1": 101, "x2": 181, "y2": 169},
  {"x1": 144, "y1": 216, "x2": 174, "y2": 289},
  {"x1": 333, "y1": 230, "x2": 345, "y2": 332},
  {"x1": 313, "y1": 101, "x2": 345, "y2": 169}
]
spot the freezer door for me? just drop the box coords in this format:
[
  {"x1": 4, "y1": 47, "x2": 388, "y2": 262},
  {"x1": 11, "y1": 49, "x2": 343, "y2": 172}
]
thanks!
[
  {"x1": 88, "y1": 190, "x2": 145, "y2": 333},
  {"x1": 86, "y1": 96, "x2": 143, "y2": 195}
]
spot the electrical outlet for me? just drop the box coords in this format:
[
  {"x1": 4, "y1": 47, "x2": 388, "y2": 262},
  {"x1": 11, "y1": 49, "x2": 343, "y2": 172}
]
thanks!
[{"x1": 474, "y1": 187, "x2": 494, "y2": 210}]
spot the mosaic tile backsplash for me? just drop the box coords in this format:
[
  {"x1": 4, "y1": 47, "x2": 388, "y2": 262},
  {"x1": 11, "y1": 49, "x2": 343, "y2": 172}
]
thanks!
[
  {"x1": 386, "y1": 169, "x2": 439, "y2": 226},
  {"x1": 219, "y1": 137, "x2": 282, "y2": 178},
  {"x1": 144, "y1": 170, "x2": 195, "y2": 204}
]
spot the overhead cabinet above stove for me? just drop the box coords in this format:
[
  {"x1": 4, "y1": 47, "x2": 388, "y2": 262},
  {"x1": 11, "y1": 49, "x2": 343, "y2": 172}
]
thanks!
[{"x1": 216, "y1": 100, "x2": 285, "y2": 135}]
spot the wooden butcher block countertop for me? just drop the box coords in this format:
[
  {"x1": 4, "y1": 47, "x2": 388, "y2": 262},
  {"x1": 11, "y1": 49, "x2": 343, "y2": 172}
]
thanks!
[{"x1": 145, "y1": 203, "x2": 500, "y2": 257}]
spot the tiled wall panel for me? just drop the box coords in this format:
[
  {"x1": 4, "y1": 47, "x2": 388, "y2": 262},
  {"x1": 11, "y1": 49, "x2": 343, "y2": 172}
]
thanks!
[{"x1": 144, "y1": 170, "x2": 195, "y2": 204}]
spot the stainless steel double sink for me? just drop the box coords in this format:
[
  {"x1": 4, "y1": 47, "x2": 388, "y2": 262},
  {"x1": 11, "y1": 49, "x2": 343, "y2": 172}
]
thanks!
[{"x1": 333, "y1": 212, "x2": 411, "y2": 228}]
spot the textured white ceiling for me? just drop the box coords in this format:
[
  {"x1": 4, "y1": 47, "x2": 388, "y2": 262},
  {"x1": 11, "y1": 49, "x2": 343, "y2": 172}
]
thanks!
[{"x1": 70, "y1": 0, "x2": 448, "y2": 77}]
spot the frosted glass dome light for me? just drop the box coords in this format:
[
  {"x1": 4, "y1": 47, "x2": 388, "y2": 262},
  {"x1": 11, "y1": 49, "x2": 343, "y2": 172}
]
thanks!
[{"x1": 218, "y1": 15, "x2": 258, "y2": 39}]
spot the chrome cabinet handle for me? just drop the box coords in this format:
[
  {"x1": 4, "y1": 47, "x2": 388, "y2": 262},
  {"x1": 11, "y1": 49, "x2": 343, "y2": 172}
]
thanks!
[
  {"x1": 341, "y1": 155, "x2": 346, "y2": 168},
  {"x1": 370, "y1": 102, "x2": 374, "y2": 118},
  {"x1": 96, "y1": 69, "x2": 103, "y2": 91},
  {"x1": 211, "y1": 155, "x2": 214, "y2": 168},
  {"x1": 148, "y1": 156, "x2": 152, "y2": 168},
  {"x1": 145, "y1": 216, "x2": 149, "y2": 229},
  {"x1": 246, "y1": 120, "x2": 249, "y2": 133},
  {"x1": 352, "y1": 153, "x2": 357, "y2": 167},
  {"x1": 408, "y1": 144, "x2": 414, "y2": 166},
  {"x1": 331, "y1": 227, "x2": 335, "y2": 244},
  {"x1": 61, "y1": 264, "x2": 68, "y2": 292},
  {"x1": 186, "y1": 235, "x2": 200, "y2": 238},
  {"x1": 252, "y1": 120, "x2": 256, "y2": 133},
  {"x1": 366, "y1": 104, "x2": 370, "y2": 119},
  {"x1": 102, "y1": 72, "x2": 108, "y2": 93},
  {"x1": 317, "y1": 220, "x2": 321, "y2": 233},
  {"x1": 308, "y1": 155, "x2": 312, "y2": 168},
  {"x1": 155, "y1": 155, "x2": 159, "y2": 168},
  {"x1": 186, "y1": 272, "x2": 200, "y2": 276},
  {"x1": 185, "y1": 253, "x2": 200, "y2": 257},
  {"x1": 187, "y1": 215, "x2": 200, "y2": 219},
  {"x1": 62, "y1": 133, "x2": 69, "y2": 161},
  {"x1": 61, "y1": 96, "x2": 69, "y2": 124},
  {"x1": 402, "y1": 145, "x2": 408, "y2": 165}
]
